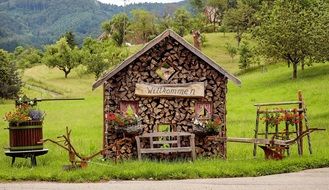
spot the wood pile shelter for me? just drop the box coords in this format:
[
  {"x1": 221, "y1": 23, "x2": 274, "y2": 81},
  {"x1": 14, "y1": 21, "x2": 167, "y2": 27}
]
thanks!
[{"x1": 92, "y1": 29, "x2": 241, "y2": 159}]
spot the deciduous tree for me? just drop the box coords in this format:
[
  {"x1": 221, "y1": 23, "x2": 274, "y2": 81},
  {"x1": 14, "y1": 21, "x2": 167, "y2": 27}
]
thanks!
[
  {"x1": 189, "y1": 0, "x2": 205, "y2": 14},
  {"x1": 82, "y1": 38, "x2": 128, "y2": 79},
  {"x1": 0, "y1": 49, "x2": 22, "y2": 99},
  {"x1": 14, "y1": 46, "x2": 42, "y2": 69},
  {"x1": 129, "y1": 9, "x2": 157, "y2": 44},
  {"x1": 61, "y1": 31, "x2": 77, "y2": 49},
  {"x1": 102, "y1": 13, "x2": 129, "y2": 46},
  {"x1": 223, "y1": 2, "x2": 256, "y2": 46},
  {"x1": 42, "y1": 37, "x2": 82, "y2": 78},
  {"x1": 253, "y1": 0, "x2": 329, "y2": 79},
  {"x1": 173, "y1": 8, "x2": 192, "y2": 37},
  {"x1": 206, "y1": 0, "x2": 227, "y2": 27}
]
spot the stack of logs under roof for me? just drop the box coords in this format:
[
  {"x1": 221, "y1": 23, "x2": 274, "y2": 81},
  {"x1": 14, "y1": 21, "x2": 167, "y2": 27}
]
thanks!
[{"x1": 104, "y1": 36, "x2": 228, "y2": 160}]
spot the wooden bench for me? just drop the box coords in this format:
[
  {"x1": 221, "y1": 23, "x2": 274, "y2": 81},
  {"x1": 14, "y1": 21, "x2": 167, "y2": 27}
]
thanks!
[{"x1": 135, "y1": 132, "x2": 196, "y2": 161}]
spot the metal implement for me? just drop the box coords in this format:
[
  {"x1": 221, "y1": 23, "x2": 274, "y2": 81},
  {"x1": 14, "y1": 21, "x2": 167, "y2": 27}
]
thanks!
[
  {"x1": 5, "y1": 149, "x2": 48, "y2": 167},
  {"x1": 15, "y1": 95, "x2": 84, "y2": 107}
]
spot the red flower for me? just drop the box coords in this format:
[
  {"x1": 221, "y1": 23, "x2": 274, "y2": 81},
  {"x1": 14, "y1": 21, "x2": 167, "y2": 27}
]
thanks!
[
  {"x1": 214, "y1": 117, "x2": 222, "y2": 125},
  {"x1": 107, "y1": 112, "x2": 116, "y2": 121}
]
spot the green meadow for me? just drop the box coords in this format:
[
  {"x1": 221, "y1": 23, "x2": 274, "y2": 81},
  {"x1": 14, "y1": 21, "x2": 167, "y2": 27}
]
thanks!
[{"x1": 0, "y1": 33, "x2": 328, "y2": 182}]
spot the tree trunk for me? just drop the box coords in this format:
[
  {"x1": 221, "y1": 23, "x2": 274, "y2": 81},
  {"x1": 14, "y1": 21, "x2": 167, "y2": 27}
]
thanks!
[
  {"x1": 287, "y1": 60, "x2": 290, "y2": 68},
  {"x1": 236, "y1": 33, "x2": 242, "y2": 47},
  {"x1": 292, "y1": 62, "x2": 298, "y2": 79},
  {"x1": 237, "y1": 37, "x2": 241, "y2": 47},
  {"x1": 64, "y1": 68, "x2": 71, "y2": 78}
]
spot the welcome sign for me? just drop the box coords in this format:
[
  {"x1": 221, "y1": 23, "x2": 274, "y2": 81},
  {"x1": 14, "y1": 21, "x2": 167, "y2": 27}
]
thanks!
[{"x1": 135, "y1": 82, "x2": 205, "y2": 98}]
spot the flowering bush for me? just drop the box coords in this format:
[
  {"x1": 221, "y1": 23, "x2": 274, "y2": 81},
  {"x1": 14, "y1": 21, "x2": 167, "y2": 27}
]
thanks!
[
  {"x1": 106, "y1": 112, "x2": 140, "y2": 127},
  {"x1": 261, "y1": 112, "x2": 282, "y2": 127},
  {"x1": 205, "y1": 117, "x2": 223, "y2": 133},
  {"x1": 193, "y1": 117, "x2": 223, "y2": 134},
  {"x1": 260, "y1": 108, "x2": 304, "y2": 127},
  {"x1": 283, "y1": 111, "x2": 304, "y2": 126},
  {"x1": 4, "y1": 104, "x2": 45, "y2": 124}
]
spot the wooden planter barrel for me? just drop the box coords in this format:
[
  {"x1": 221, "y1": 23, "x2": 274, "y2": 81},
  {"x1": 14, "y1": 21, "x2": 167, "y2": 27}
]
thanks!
[{"x1": 8, "y1": 120, "x2": 43, "y2": 151}]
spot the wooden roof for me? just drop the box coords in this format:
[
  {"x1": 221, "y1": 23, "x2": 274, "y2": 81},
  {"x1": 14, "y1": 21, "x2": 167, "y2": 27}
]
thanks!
[{"x1": 92, "y1": 29, "x2": 241, "y2": 90}]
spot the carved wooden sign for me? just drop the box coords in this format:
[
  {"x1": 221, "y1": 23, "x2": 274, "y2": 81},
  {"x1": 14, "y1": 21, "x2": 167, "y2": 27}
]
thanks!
[{"x1": 135, "y1": 82, "x2": 205, "y2": 98}]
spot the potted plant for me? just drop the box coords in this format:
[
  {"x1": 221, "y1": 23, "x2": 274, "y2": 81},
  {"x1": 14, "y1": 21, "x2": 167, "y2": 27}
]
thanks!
[
  {"x1": 4, "y1": 103, "x2": 45, "y2": 151},
  {"x1": 106, "y1": 112, "x2": 142, "y2": 135},
  {"x1": 193, "y1": 117, "x2": 223, "y2": 135}
]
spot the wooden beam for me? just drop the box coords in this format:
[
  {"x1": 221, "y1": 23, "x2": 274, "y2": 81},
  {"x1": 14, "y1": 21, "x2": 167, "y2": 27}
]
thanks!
[
  {"x1": 254, "y1": 101, "x2": 303, "y2": 107},
  {"x1": 257, "y1": 108, "x2": 304, "y2": 114}
]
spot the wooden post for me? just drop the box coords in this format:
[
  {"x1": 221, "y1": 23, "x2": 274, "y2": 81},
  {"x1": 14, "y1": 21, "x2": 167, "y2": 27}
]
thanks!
[
  {"x1": 192, "y1": 30, "x2": 201, "y2": 50},
  {"x1": 285, "y1": 122, "x2": 290, "y2": 156},
  {"x1": 190, "y1": 134, "x2": 196, "y2": 161},
  {"x1": 177, "y1": 136, "x2": 181, "y2": 148},
  {"x1": 135, "y1": 136, "x2": 141, "y2": 160},
  {"x1": 102, "y1": 84, "x2": 106, "y2": 156},
  {"x1": 297, "y1": 91, "x2": 304, "y2": 155},
  {"x1": 150, "y1": 137, "x2": 154, "y2": 149},
  {"x1": 298, "y1": 91, "x2": 312, "y2": 154},
  {"x1": 265, "y1": 121, "x2": 269, "y2": 139},
  {"x1": 253, "y1": 106, "x2": 260, "y2": 157},
  {"x1": 294, "y1": 109, "x2": 302, "y2": 156}
]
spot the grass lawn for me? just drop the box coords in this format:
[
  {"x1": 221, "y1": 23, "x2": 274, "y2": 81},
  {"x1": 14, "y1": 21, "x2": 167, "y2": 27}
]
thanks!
[{"x1": 0, "y1": 33, "x2": 328, "y2": 182}]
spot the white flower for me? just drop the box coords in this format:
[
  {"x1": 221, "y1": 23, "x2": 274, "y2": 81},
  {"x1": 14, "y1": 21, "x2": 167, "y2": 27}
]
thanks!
[{"x1": 193, "y1": 118, "x2": 205, "y2": 127}]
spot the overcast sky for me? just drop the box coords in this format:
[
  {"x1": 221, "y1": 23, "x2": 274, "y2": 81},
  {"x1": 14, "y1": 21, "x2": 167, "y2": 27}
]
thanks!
[{"x1": 97, "y1": 0, "x2": 183, "y2": 6}]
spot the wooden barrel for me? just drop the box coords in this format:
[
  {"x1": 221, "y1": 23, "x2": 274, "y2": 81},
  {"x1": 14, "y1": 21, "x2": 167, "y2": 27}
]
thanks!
[{"x1": 9, "y1": 120, "x2": 43, "y2": 151}]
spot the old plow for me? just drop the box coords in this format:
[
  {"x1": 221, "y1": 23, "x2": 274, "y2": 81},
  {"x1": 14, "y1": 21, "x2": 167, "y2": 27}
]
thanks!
[
  {"x1": 208, "y1": 128, "x2": 324, "y2": 160},
  {"x1": 41, "y1": 127, "x2": 131, "y2": 169}
]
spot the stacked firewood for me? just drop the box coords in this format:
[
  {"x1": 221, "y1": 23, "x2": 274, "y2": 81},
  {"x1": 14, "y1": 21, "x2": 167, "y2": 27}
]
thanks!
[{"x1": 104, "y1": 36, "x2": 227, "y2": 159}]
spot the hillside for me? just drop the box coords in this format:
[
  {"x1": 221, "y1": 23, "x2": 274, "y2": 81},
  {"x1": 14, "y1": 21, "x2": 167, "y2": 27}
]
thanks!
[
  {"x1": 0, "y1": 31, "x2": 328, "y2": 180},
  {"x1": 0, "y1": 0, "x2": 187, "y2": 51},
  {"x1": 0, "y1": 60, "x2": 328, "y2": 181}
]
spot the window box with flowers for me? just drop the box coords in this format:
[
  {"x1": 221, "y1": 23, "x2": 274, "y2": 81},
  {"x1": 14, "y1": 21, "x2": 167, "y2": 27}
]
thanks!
[
  {"x1": 4, "y1": 103, "x2": 45, "y2": 151},
  {"x1": 192, "y1": 117, "x2": 223, "y2": 136},
  {"x1": 106, "y1": 112, "x2": 142, "y2": 136}
]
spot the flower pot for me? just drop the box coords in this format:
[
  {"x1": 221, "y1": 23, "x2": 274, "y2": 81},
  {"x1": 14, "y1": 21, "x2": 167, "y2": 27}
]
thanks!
[
  {"x1": 192, "y1": 125, "x2": 219, "y2": 136},
  {"x1": 192, "y1": 125, "x2": 207, "y2": 135},
  {"x1": 115, "y1": 124, "x2": 143, "y2": 136},
  {"x1": 8, "y1": 120, "x2": 43, "y2": 151}
]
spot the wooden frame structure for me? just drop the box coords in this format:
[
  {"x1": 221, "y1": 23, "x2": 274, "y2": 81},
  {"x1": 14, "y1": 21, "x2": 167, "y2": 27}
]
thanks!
[
  {"x1": 135, "y1": 132, "x2": 196, "y2": 161},
  {"x1": 253, "y1": 91, "x2": 312, "y2": 157}
]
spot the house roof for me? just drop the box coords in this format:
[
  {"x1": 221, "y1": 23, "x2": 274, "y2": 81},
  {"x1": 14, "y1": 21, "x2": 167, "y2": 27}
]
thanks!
[{"x1": 92, "y1": 29, "x2": 241, "y2": 90}]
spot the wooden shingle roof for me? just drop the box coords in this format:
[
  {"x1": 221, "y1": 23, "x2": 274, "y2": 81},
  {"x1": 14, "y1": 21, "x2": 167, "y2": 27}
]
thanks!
[{"x1": 92, "y1": 29, "x2": 241, "y2": 90}]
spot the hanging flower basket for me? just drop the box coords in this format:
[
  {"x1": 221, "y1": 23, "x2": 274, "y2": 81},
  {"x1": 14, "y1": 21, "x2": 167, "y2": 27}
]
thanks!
[
  {"x1": 106, "y1": 112, "x2": 142, "y2": 136},
  {"x1": 192, "y1": 124, "x2": 207, "y2": 135},
  {"x1": 192, "y1": 117, "x2": 223, "y2": 136},
  {"x1": 115, "y1": 122, "x2": 143, "y2": 136}
]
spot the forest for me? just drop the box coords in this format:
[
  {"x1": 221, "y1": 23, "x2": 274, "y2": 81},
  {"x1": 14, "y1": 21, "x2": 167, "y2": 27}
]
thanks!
[{"x1": 0, "y1": 0, "x2": 187, "y2": 50}]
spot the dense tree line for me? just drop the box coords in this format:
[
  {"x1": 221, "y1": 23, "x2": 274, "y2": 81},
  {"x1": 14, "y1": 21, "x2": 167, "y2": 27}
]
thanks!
[{"x1": 0, "y1": 0, "x2": 187, "y2": 51}]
